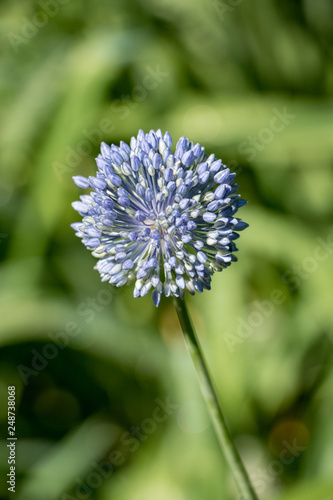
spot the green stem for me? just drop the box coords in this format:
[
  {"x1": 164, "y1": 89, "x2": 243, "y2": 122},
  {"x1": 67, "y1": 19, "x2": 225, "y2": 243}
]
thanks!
[{"x1": 173, "y1": 297, "x2": 258, "y2": 500}]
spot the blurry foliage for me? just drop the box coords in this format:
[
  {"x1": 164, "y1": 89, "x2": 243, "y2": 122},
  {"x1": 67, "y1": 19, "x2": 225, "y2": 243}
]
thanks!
[{"x1": 0, "y1": 0, "x2": 333, "y2": 499}]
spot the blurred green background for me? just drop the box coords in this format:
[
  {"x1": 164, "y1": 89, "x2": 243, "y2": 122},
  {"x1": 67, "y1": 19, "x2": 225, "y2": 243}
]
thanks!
[{"x1": 1, "y1": 0, "x2": 333, "y2": 499}]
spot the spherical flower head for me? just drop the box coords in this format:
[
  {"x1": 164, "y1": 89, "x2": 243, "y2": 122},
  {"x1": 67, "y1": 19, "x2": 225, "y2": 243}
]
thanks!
[{"x1": 71, "y1": 129, "x2": 248, "y2": 306}]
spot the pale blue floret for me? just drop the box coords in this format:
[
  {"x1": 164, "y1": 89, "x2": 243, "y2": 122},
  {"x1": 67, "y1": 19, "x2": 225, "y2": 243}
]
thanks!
[{"x1": 71, "y1": 129, "x2": 248, "y2": 306}]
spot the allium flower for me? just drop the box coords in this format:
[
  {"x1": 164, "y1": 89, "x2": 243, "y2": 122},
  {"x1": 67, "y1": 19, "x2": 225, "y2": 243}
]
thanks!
[{"x1": 71, "y1": 129, "x2": 248, "y2": 306}]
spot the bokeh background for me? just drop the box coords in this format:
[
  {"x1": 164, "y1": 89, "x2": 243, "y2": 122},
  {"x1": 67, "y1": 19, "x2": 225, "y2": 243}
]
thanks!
[{"x1": 1, "y1": 0, "x2": 333, "y2": 499}]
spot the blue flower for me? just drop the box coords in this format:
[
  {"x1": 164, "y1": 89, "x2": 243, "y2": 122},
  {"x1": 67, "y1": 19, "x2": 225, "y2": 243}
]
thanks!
[{"x1": 71, "y1": 129, "x2": 248, "y2": 306}]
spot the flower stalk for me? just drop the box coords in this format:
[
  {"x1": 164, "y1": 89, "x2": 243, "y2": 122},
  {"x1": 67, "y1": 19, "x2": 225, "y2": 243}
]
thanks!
[{"x1": 173, "y1": 297, "x2": 258, "y2": 500}]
